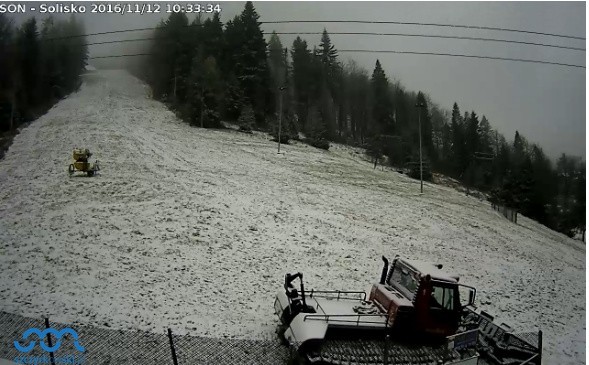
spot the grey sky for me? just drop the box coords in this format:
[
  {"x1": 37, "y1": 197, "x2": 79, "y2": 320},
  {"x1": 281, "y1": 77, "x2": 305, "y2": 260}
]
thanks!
[{"x1": 11, "y1": 1, "x2": 586, "y2": 161}]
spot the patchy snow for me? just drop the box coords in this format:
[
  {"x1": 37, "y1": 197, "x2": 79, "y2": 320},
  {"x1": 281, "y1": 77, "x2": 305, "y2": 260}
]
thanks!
[{"x1": 0, "y1": 70, "x2": 585, "y2": 364}]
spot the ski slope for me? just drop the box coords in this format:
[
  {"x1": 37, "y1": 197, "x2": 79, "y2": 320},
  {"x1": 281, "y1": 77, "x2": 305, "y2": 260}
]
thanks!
[{"x1": 0, "y1": 70, "x2": 584, "y2": 364}]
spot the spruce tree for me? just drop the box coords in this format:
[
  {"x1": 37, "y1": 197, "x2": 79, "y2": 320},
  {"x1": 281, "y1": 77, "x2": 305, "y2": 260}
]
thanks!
[
  {"x1": 0, "y1": 14, "x2": 15, "y2": 131},
  {"x1": 291, "y1": 37, "x2": 312, "y2": 131},
  {"x1": 16, "y1": 18, "x2": 40, "y2": 119},
  {"x1": 370, "y1": 60, "x2": 394, "y2": 136},
  {"x1": 234, "y1": 1, "x2": 271, "y2": 125}
]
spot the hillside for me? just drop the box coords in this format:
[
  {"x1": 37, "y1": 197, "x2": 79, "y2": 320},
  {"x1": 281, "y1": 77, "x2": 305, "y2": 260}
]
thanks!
[{"x1": 0, "y1": 70, "x2": 584, "y2": 364}]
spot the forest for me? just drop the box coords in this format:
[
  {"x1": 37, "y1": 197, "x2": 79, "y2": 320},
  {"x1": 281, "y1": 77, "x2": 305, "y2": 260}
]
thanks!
[
  {"x1": 0, "y1": 14, "x2": 88, "y2": 133},
  {"x1": 0, "y1": 3, "x2": 584, "y2": 240}
]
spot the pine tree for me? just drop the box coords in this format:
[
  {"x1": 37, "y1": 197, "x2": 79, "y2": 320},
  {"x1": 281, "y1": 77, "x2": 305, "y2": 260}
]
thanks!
[
  {"x1": 479, "y1": 115, "x2": 492, "y2": 153},
  {"x1": 0, "y1": 14, "x2": 15, "y2": 131},
  {"x1": 232, "y1": 2, "x2": 271, "y2": 125},
  {"x1": 319, "y1": 29, "x2": 338, "y2": 70},
  {"x1": 416, "y1": 91, "x2": 433, "y2": 163},
  {"x1": 150, "y1": 13, "x2": 192, "y2": 102},
  {"x1": 343, "y1": 60, "x2": 370, "y2": 144},
  {"x1": 16, "y1": 18, "x2": 40, "y2": 119},
  {"x1": 370, "y1": 60, "x2": 394, "y2": 136},
  {"x1": 526, "y1": 144, "x2": 555, "y2": 224},
  {"x1": 450, "y1": 102, "x2": 464, "y2": 176},
  {"x1": 440, "y1": 123, "x2": 452, "y2": 172},
  {"x1": 513, "y1": 131, "x2": 526, "y2": 167},
  {"x1": 463, "y1": 111, "x2": 480, "y2": 186},
  {"x1": 573, "y1": 165, "x2": 586, "y2": 240},
  {"x1": 268, "y1": 32, "x2": 287, "y2": 115},
  {"x1": 201, "y1": 13, "x2": 224, "y2": 61},
  {"x1": 188, "y1": 55, "x2": 222, "y2": 128},
  {"x1": 291, "y1": 37, "x2": 312, "y2": 131},
  {"x1": 238, "y1": 103, "x2": 255, "y2": 132}
]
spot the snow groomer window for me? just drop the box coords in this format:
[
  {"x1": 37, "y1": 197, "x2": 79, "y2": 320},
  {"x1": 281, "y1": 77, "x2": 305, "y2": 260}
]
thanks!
[{"x1": 431, "y1": 285, "x2": 454, "y2": 311}]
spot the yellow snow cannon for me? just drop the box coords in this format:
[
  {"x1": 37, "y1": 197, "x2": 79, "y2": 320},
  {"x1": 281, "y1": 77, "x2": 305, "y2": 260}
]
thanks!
[{"x1": 68, "y1": 148, "x2": 100, "y2": 177}]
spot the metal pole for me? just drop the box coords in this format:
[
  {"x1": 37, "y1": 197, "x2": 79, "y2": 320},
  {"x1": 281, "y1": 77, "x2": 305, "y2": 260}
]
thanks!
[
  {"x1": 173, "y1": 72, "x2": 177, "y2": 101},
  {"x1": 167, "y1": 328, "x2": 179, "y2": 365},
  {"x1": 278, "y1": 88, "x2": 283, "y2": 154},
  {"x1": 418, "y1": 107, "x2": 423, "y2": 194},
  {"x1": 200, "y1": 84, "x2": 204, "y2": 128},
  {"x1": 9, "y1": 92, "x2": 15, "y2": 130},
  {"x1": 538, "y1": 330, "x2": 543, "y2": 363},
  {"x1": 44, "y1": 318, "x2": 55, "y2": 365}
]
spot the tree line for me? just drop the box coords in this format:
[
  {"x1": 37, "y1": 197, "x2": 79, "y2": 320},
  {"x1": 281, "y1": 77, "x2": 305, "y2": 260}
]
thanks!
[{"x1": 0, "y1": 14, "x2": 88, "y2": 133}]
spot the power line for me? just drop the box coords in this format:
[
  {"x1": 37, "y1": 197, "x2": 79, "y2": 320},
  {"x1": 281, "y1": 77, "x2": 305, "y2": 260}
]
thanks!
[
  {"x1": 261, "y1": 20, "x2": 585, "y2": 41},
  {"x1": 87, "y1": 38, "x2": 156, "y2": 46},
  {"x1": 91, "y1": 53, "x2": 152, "y2": 59},
  {"x1": 41, "y1": 19, "x2": 585, "y2": 44},
  {"x1": 85, "y1": 32, "x2": 584, "y2": 52},
  {"x1": 88, "y1": 51, "x2": 585, "y2": 69},
  {"x1": 338, "y1": 49, "x2": 584, "y2": 68},
  {"x1": 272, "y1": 32, "x2": 584, "y2": 52}
]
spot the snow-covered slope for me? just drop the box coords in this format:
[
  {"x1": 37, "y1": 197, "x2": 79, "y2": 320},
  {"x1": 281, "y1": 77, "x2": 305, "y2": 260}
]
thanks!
[{"x1": 0, "y1": 70, "x2": 584, "y2": 364}]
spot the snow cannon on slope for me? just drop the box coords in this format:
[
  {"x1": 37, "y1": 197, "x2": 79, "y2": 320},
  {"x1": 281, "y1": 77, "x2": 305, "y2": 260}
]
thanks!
[
  {"x1": 68, "y1": 148, "x2": 100, "y2": 177},
  {"x1": 275, "y1": 255, "x2": 543, "y2": 365}
]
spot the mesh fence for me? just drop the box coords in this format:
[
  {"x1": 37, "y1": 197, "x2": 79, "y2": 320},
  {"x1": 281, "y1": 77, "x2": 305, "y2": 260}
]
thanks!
[
  {"x1": 491, "y1": 203, "x2": 518, "y2": 223},
  {"x1": 174, "y1": 334, "x2": 288, "y2": 365},
  {"x1": 0, "y1": 311, "x2": 47, "y2": 360},
  {"x1": 1, "y1": 311, "x2": 289, "y2": 365},
  {"x1": 0, "y1": 311, "x2": 542, "y2": 365}
]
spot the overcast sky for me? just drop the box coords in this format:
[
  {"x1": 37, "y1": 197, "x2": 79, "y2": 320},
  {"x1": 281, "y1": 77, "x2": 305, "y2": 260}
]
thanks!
[{"x1": 12, "y1": 1, "x2": 586, "y2": 161}]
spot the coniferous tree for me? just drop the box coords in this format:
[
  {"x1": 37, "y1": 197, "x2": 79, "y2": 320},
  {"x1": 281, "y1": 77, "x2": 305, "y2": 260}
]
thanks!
[
  {"x1": 415, "y1": 91, "x2": 433, "y2": 163},
  {"x1": 450, "y1": 102, "x2": 464, "y2": 176},
  {"x1": 526, "y1": 144, "x2": 555, "y2": 223},
  {"x1": 201, "y1": 13, "x2": 224, "y2": 62},
  {"x1": 0, "y1": 14, "x2": 15, "y2": 131},
  {"x1": 150, "y1": 13, "x2": 192, "y2": 102},
  {"x1": 16, "y1": 18, "x2": 40, "y2": 120},
  {"x1": 314, "y1": 29, "x2": 341, "y2": 141},
  {"x1": 291, "y1": 36, "x2": 312, "y2": 132},
  {"x1": 572, "y1": 166, "x2": 586, "y2": 240},
  {"x1": 268, "y1": 32, "x2": 287, "y2": 115},
  {"x1": 478, "y1": 116, "x2": 492, "y2": 153},
  {"x1": 238, "y1": 103, "x2": 255, "y2": 132},
  {"x1": 343, "y1": 60, "x2": 370, "y2": 144},
  {"x1": 188, "y1": 55, "x2": 222, "y2": 128},
  {"x1": 0, "y1": 14, "x2": 86, "y2": 134},
  {"x1": 230, "y1": 2, "x2": 271, "y2": 125},
  {"x1": 370, "y1": 60, "x2": 394, "y2": 136}
]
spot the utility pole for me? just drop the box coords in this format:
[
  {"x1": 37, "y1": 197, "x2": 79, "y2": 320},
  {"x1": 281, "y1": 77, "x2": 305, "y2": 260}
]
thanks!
[
  {"x1": 173, "y1": 72, "x2": 177, "y2": 101},
  {"x1": 415, "y1": 101, "x2": 426, "y2": 194},
  {"x1": 9, "y1": 91, "x2": 15, "y2": 131},
  {"x1": 278, "y1": 86, "x2": 286, "y2": 154},
  {"x1": 277, "y1": 47, "x2": 288, "y2": 154},
  {"x1": 200, "y1": 84, "x2": 204, "y2": 128}
]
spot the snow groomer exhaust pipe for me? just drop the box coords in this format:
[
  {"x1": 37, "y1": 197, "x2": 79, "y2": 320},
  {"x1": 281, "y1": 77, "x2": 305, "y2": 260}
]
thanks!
[
  {"x1": 285, "y1": 272, "x2": 307, "y2": 307},
  {"x1": 380, "y1": 256, "x2": 389, "y2": 284}
]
